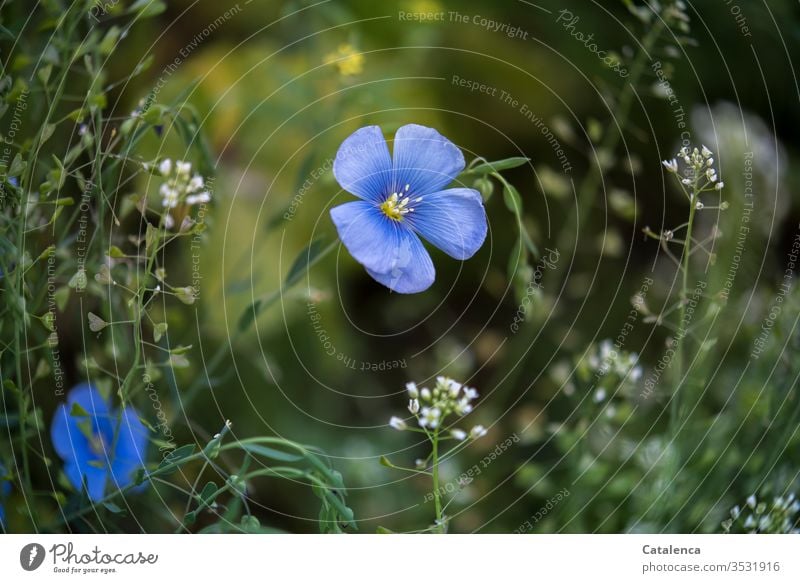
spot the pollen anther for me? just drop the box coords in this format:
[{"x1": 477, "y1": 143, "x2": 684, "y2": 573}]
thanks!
[{"x1": 380, "y1": 189, "x2": 416, "y2": 221}]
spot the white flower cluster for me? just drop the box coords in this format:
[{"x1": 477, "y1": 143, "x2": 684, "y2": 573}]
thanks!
[
  {"x1": 662, "y1": 145, "x2": 724, "y2": 192},
  {"x1": 663, "y1": 0, "x2": 690, "y2": 32},
  {"x1": 389, "y1": 377, "x2": 486, "y2": 440},
  {"x1": 157, "y1": 158, "x2": 210, "y2": 209},
  {"x1": 587, "y1": 339, "x2": 643, "y2": 382},
  {"x1": 722, "y1": 492, "x2": 800, "y2": 534}
]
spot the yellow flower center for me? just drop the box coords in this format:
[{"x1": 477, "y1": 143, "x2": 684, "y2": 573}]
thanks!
[{"x1": 379, "y1": 185, "x2": 422, "y2": 222}]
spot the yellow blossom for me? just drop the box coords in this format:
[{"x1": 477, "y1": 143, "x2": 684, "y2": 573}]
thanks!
[{"x1": 325, "y1": 44, "x2": 364, "y2": 76}]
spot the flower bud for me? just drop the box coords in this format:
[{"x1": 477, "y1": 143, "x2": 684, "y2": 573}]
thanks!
[
  {"x1": 473, "y1": 176, "x2": 494, "y2": 200},
  {"x1": 451, "y1": 429, "x2": 467, "y2": 441},
  {"x1": 158, "y1": 158, "x2": 172, "y2": 176},
  {"x1": 408, "y1": 399, "x2": 420, "y2": 414},
  {"x1": 470, "y1": 425, "x2": 487, "y2": 439}
]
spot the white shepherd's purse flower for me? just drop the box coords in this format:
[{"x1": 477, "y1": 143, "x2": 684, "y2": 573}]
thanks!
[
  {"x1": 406, "y1": 382, "x2": 419, "y2": 399},
  {"x1": 160, "y1": 184, "x2": 179, "y2": 208},
  {"x1": 186, "y1": 192, "x2": 211, "y2": 205},
  {"x1": 450, "y1": 429, "x2": 467, "y2": 441},
  {"x1": 175, "y1": 160, "x2": 192, "y2": 175},
  {"x1": 158, "y1": 158, "x2": 172, "y2": 176},
  {"x1": 419, "y1": 407, "x2": 441, "y2": 429},
  {"x1": 383, "y1": 376, "x2": 490, "y2": 531},
  {"x1": 404, "y1": 377, "x2": 481, "y2": 430},
  {"x1": 156, "y1": 158, "x2": 212, "y2": 218},
  {"x1": 470, "y1": 425, "x2": 488, "y2": 439}
]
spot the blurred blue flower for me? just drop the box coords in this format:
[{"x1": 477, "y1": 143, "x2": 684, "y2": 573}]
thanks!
[
  {"x1": 331, "y1": 124, "x2": 487, "y2": 293},
  {"x1": 0, "y1": 464, "x2": 11, "y2": 528},
  {"x1": 51, "y1": 383, "x2": 148, "y2": 502}
]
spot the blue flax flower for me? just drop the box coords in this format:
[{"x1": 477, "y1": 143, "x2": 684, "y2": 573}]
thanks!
[
  {"x1": 0, "y1": 464, "x2": 11, "y2": 527},
  {"x1": 51, "y1": 383, "x2": 148, "y2": 502},
  {"x1": 331, "y1": 124, "x2": 487, "y2": 293}
]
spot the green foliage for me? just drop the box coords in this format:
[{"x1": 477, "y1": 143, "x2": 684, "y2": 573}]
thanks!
[
  {"x1": 0, "y1": 0, "x2": 351, "y2": 534},
  {"x1": 1, "y1": 0, "x2": 799, "y2": 536}
]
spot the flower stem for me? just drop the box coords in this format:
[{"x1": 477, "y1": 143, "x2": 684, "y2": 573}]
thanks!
[
  {"x1": 492, "y1": 19, "x2": 669, "y2": 410},
  {"x1": 12, "y1": 20, "x2": 82, "y2": 526},
  {"x1": 556, "y1": 18, "x2": 666, "y2": 265},
  {"x1": 431, "y1": 428, "x2": 443, "y2": 529},
  {"x1": 673, "y1": 180, "x2": 699, "y2": 433}
]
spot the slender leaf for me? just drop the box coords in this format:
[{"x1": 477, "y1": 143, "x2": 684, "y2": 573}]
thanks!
[
  {"x1": 241, "y1": 443, "x2": 305, "y2": 463},
  {"x1": 465, "y1": 157, "x2": 530, "y2": 175}
]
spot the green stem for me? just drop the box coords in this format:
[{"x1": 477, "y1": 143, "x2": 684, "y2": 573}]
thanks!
[
  {"x1": 51, "y1": 421, "x2": 234, "y2": 529},
  {"x1": 490, "y1": 20, "x2": 670, "y2": 411},
  {"x1": 431, "y1": 428, "x2": 442, "y2": 529},
  {"x1": 12, "y1": 11, "x2": 84, "y2": 527},
  {"x1": 556, "y1": 18, "x2": 665, "y2": 268},
  {"x1": 672, "y1": 179, "x2": 698, "y2": 432},
  {"x1": 55, "y1": 447, "x2": 209, "y2": 527}
]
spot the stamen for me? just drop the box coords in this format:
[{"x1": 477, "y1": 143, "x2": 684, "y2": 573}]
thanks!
[{"x1": 380, "y1": 187, "x2": 416, "y2": 221}]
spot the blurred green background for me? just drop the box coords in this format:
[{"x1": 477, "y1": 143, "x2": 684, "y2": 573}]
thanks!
[
  {"x1": 6, "y1": 0, "x2": 800, "y2": 532},
  {"x1": 123, "y1": 0, "x2": 800, "y2": 532}
]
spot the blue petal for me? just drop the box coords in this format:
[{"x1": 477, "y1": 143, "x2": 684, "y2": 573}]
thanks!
[
  {"x1": 51, "y1": 383, "x2": 112, "y2": 461},
  {"x1": 330, "y1": 201, "x2": 435, "y2": 293},
  {"x1": 109, "y1": 460, "x2": 147, "y2": 495},
  {"x1": 333, "y1": 125, "x2": 392, "y2": 202},
  {"x1": 50, "y1": 383, "x2": 147, "y2": 502},
  {"x1": 330, "y1": 200, "x2": 395, "y2": 273},
  {"x1": 65, "y1": 382, "x2": 110, "y2": 416},
  {"x1": 109, "y1": 407, "x2": 148, "y2": 489},
  {"x1": 407, "y1": 188, "x2": 488, "y2": 259},
  {"x1": 50, "y1": 392, "x2": 99, "y2": 462},
  {"x1": 392, "y1": 124, "x2": 465, "y2": 196},
  {"x1": 364, "y1": 232, "x2": 435, "y2": 293},
  {"x1": 64, "y1": 461, "x2": 107, "y2": 502},
  {"x1": 51, "y1": 400, "x2": 97, "y2": 499}
]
